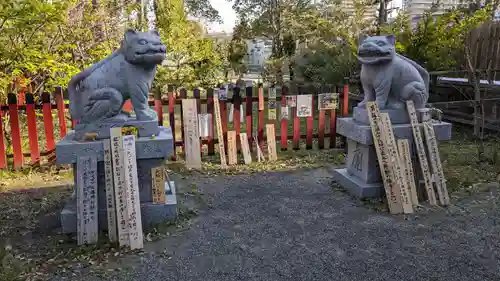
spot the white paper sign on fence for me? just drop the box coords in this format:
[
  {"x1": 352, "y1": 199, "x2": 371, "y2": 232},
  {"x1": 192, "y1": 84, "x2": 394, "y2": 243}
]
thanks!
[{"x1": 296, "y1": 95, "x2": 312, "y2": 117}]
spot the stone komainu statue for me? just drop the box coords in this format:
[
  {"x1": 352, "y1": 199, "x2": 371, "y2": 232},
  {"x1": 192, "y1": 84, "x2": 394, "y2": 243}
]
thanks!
[
  {"x1": 356, "y1": 35, "x2": 430, "y2": 110},
  {"x1": 68, "y1": 29, "x2": 166, "y2": 124}
]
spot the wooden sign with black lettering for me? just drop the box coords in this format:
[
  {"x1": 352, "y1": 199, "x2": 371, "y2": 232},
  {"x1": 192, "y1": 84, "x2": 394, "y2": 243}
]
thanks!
[
  {"x1": 227, "y1": 130, "x2": 238, "y2": 165},
  {"x1": 110, "y1": 127, "x2": 130, "y2": 247},
  {"x1": 380, "y1": 114, "x2": 413, "y2": 214},
  {"x1": 423, "y1": 118, "x2": 450, "y2": 206},
  {"x1": 240, "y1": 133, "x2": 252, "y2": 164},
  {"x1": 214, "y1": 92, "x2": 228, "y2": 168},
  {"x1": 76, "y1": 155, "x2": 99, "y2": 245},
  {"x1": 406, "y1": 101, "x2": 437, "y2": 206},
  {"x1": 103, "y1": 140, "x2": 117, "y2": 242},
  {"x1": 151, "y1": 166, "x2": 166, "y2": 204},
  {"x1": 123, "y1": 135, "x2": 143, "y2": 250},
  {"x1": 366, "y1": 102, "x2": 403, "y2": 214},
  {"x1": 397, "y1": 139, "x2": 419, "y2": 206},
  {"x1": 182, "y1": 99, "x2": 202, "y2": 169}
]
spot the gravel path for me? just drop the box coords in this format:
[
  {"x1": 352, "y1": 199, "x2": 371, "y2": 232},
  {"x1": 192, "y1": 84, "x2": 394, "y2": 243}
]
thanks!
[{"x1": 55, "y1": 168, "x2": 500, "y2": 281}]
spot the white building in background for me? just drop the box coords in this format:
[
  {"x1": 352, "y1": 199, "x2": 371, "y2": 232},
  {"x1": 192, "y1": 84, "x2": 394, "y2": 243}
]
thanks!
[
  {"x1": 246, "y1": 38, "x2": 273, "y2": 69},
  {"x1": 403, "y1": 0, "x2": 466, "y2": 23}
]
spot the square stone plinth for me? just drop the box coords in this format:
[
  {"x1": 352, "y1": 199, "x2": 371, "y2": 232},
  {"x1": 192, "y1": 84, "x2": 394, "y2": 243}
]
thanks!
[
  {"x1": 332, "y1": 118, "x2": 452, "y2": 198},
  {"x1": 74, "y1": 119, "x2": 160, "y2": 141}
]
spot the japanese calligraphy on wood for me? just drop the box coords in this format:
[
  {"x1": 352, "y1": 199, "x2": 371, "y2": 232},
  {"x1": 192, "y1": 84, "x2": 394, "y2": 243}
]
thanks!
[
  {"x1": 380, "y1": 114, "x2": 413, "y2": 214},
  {"x1": 76, "y1": 155, "x2": 98, "y2": 245},
  {"x1": 397, "y1": 139, "x2": 419, "y2": 206},
  {"x1": 297, "y1": 95, "x2": 312, "y2": 117},
  {"x1": 318, "y1": 93, "x2": 339, "y2": 110},
  {"x1": 110, "y1": 127, "x2": 130, "y2": 247},
  {"x1": 103, "y1": 140, "x2": 117, "y2": 242},
  {"x1": 254, "y1": 135, "x2": 265, "y2": 162},
  {"x1": 214, "y1": 92, "x2": 228, "y2": 168},
  {"x1": 227, "y1": 130, "x2": 238, "y2": 165},
  {"x1": 406, "y1": 100, "x2": 437, "y2": 206},
  {"x1": 151, "y1": 166, "x2": 166, "y2": 204},
  {"x1": 423, "y1": 118, "x2": 450, "y2": 206},
  {"x1": 266, "y1": 124, "x2": 278, "y2": 161},
  {"x1": 182, "y1": 99, "x2": 202, "y2": 169},
  {"x1": 268, "y1": 87, "x2": 277, "y2": 120},
  {"x1": 366, "y1": 102, "x2": 403, "y2": 214},
  {"x1": 122, "y1": 135, "x2": 144, "y2": 250},
  {"x1": 239, "y1": 132, "x2": 252, "y2": 164},
  {"x1": 198, "y1": 113, "x2": 211, "y2": 138}
]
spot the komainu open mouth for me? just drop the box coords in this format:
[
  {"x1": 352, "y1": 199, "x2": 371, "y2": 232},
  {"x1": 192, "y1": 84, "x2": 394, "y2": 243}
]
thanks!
[
  {"x1": 136, "y1": 49, "x2": 165, "y2": 55},
  {"x1": 358, "y1": 49, "x2": 390, "y2": 57}
]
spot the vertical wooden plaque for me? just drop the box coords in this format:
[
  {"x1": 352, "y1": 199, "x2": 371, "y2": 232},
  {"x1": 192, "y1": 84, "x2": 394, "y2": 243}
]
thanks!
[
  {"x1": 268, "y1": 87, "x2": 277, "y2": 120},
  {"x1": 406, "y1": 101, "x2": 437, "y2": 206},
  {"x1": 380, "y1": 114, "x2": 413, "y2": 214},
  {"x1": 152, "y1": 166, "x2": 166, "y2": 204},
  {"x1": 182, "y1": 99, "x2": 202, "y2": 169},
  {"x1": 397, "y1": 139, "x2": 419, "y2": 206},
  {"x1": 366, "y1": 102, "x2": 403, "y2": 214},
  {"x1": 76, "y1": 155, "x2": 99, "y2": 245},
  {"x1": 122, "y1": 135, "x2": 144, "y2": 250},
  {"x1": 239, "y1": 132, "x2": 252, "y2": 164},
  {"x1": 266, "y1": 124, "x2": 278, "y2": 161},
  {"x1": 227, "y1": 130, "x2": 238, "y2": 165},
  {"x1": 110, "y1": 127, "x2": 130, "y2": 247},
  {"x1": 214, "y1": 92, "x2": 228, "y2": 168},
  {"x1": 103, "y1": 140, "x2": 117, "y2": 242}
]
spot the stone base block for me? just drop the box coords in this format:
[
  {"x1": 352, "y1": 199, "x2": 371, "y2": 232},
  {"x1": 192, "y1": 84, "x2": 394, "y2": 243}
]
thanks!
[
  {"x1": 353, "y1": 106, "x2": 431, "y2": 125},
  {"x1": 74, "y1": 119, "x2": 159, "y2": 141},
  {"x1": 332, "y1": 168, "x2": 383, "y2": 198},
  {"x1": 337, "y1": 117, "x2": 452, "y2": 146},
  {"x1": 61, "y1": 200, "x2": 177, "y2": 234},
  {"x1": 56, "y1": 126, "x2": 174, "y2": 164}
]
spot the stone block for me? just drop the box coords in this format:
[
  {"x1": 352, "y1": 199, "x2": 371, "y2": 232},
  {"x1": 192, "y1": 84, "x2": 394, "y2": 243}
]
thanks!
[
  {"x1": 56, "y1": 126, "x2": 174, "y2": 164},
  {"x1": 352, "y1": 106, "x2": 431, "y2": 125},
  {"x1": 331, "y1": 168, "x2": 383, "y2": 198},
  {"x1": 74, "y1": 119, "x2": 159, "y2": 141}
]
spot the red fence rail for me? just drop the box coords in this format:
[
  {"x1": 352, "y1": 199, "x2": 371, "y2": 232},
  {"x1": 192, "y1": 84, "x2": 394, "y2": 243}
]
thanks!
[{"x1": 0, "y1": 83, "x2": 350, "y2": 170}]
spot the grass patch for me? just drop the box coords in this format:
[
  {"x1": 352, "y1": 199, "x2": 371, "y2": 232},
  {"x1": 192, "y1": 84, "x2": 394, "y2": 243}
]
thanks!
[{"x1": 0, "y1": 166, "x2": 73, "y2": 192}]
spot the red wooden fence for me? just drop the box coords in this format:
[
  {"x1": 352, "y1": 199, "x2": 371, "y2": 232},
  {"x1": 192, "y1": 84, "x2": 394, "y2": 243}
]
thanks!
[{"x1": 0, "y1": 83, "x2": 350, "y2": 170}]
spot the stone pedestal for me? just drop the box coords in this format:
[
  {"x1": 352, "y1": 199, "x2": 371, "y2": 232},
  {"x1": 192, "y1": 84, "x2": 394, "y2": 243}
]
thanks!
[
  {"x1": 56, "y1": 126, "x2": 176, "y2": 234},
  {"x1": 332, "y1": 117, "x2": 452, "y2": 198}
]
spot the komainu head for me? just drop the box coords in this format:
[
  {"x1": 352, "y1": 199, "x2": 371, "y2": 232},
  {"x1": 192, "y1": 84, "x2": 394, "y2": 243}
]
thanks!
[
  {"x1": 357, "y1": 35, "x2": 396, "y2": 65},
  {"x1": 121, "y1": 29, "x2": 166, "y2": 66}
]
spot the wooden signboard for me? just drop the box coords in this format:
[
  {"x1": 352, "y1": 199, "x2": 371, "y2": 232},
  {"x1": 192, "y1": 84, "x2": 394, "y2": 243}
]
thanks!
[
  {"x1": 110, "y1": 127, "x2": 130, "y2": 247},
  {"x1": 151, "y1": 166, "x2": 166, "y2": 204},
  {"x1": 397, "y1": 139, "x2": 419, "y2": 206},
  {"x1": 227, "y1": 130, "x2": 238, "y2": 165},
  {"x1": 214, "y1": 92, "x2": 228, "y2": 168},
  {"x1": 258, "y1": 88, "x2": 265, "y2": 111},
  {"x1": 268, "y1": 87, "x2": 277, "y2": 120},
  {"x1": 286, "y1": 95, "x2": 297, "y2": 107},
  {"x1": 122, "y1": 135, "x2": 144, "y2": 250},
  {"x1": 254, "y1": 135, "x2": 265, "y2": 162},
  {"x1": 76, "y1": 155, "x2": 99, "y2": 245},
  {"x1": 318, "y1": 93, "x2": 339, "y2": 110},
  {"x1": 266, "y1": 124, "x2": 278, "y2": 161},
  {"x1": 406, "y1": 101, "x2": 437, "y2": 206},
  {"x1": 297, "y1": 95, "x2": 312, "y2": 117},
  {"x1": 239, "y1": 133, "x2": 252, "y2": 164},
  {"x1": 380, "y1": 114, "x2": 413, "y2": 214},
  {"x1": 280, "y1": 105, "x2": 289, "y2": 120},
  {"x1": 366, "y1": 102, "x2": 403, "y2": 214},
  {"x1": 182, "y1": 99, "x2": 202, "y2": 169},
  {"x1": 198, "y1": 113, "x2": 211, "y2": 138},
  {"x1": 103, "y1": 140, "x2": 117, "y2": 242},
  {"x1": 423, "y1": 119, "x2": 450, "y2": 206}
]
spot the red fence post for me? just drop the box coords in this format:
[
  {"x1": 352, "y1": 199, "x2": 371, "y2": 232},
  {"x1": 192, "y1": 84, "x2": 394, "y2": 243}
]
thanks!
[
  {"x1": 292, "y1": 87, "x2": 301, "y2": 150},
  {"x1": 207, "y1": 88, "x2": 215, "y2": 155},
  {"x1": 257, "y1": 83, "x2": 264, "y2": 145},
  {"x1": 26, "y1": 93, "x2": 40, "y2": 165},
  {"x1": 280, "y1": 85, "x2": 288, "y2": 151},
  {"x1": 330, "y1": 86, "x2": 338, "y2": 148},
  {"x1": 167, "y1": 85, "x2": 176, "y2": 145},
  {"x1": 0, "y1": 109, "x2": 6, "y2": 169},
  {"x1": 154, "y1": 88, "x2": 163, "y2": 126},
  {"x1": 179, "y1": 88, "x2": 187, "y2": 153},
  {"x1": 8, "y1": 93, "x2": 23, "y2": 168},
  {"x1": 55, "y1": 87, "x2": 67, "y2": 138},
  {"x1": 220, "y1": 86, "x2": 228, "y2": 151},
  {"x1": 233, "y1": 86, "x2": 241, "y2": 150},
  {"x1": 42, "y1": 92, "x2": 56, "y2": 153},
  {"x1": 343, "y1": 77, "x2": 349, "y2": 117},
  {"x1": 245, "y1": 83, "x2": 253, "y2": 151},
  {"x1": 193, "y1": 88, "x2": 202, "y2": 152},
  {"x1": 318, "y1": 87, "x2": 326, "y2": 150}
]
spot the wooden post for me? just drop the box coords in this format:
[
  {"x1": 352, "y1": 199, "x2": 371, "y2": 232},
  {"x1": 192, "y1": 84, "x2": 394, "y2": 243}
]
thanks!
[
  {"x1": 182, "y1": 99, "x2": 202, "y2": 169},
  {"x1": 280, "y1": 85, "x2": 289, "y2": 151},
  {"x1": 397, "y1": 139, "x2": 419, "y2": 206},
  {"x1": 227, "y1": 130, "x2": 238, "y2": 165},
  {"x1": 55, "y1": 87, "x2": 67, "y2": 138},
  {"x1": 0, "y1": 109, "x2": 6, "y2": 169},
  {"x1": 257, "y1": 84, "x2": 265, "y2": 145},
  {"x1": 42, "y1": 92, "x2": 56, "y2": 153},
  {"x1": 179, "y1": 88, "x2": 188, "y2": 153},
  {"x1": 207, "y1": 88, "x2": 215, "y2": 155},
  {"x1": 266, "y1": 124, "x2": 278, "y2": 161},
  {"x1": 240, "y1": 132, "x2": 252, "y2": 164},
  {"x1": 8, "y1": 93, "x2": 23, "y2": 168},
  {"x1": 167, "y1": 85, "x2": 176, "y2": 152},
  {"x1": 25, "y1": 93, "x2": 40, "y2": 165},
  {"x1": 214, "y1": 91, "x2": 228, "y2": 168},
  {"x1": 154, "y1": 88, "x2": 163, "y2": 126},
  {"x1": 152, "y1": 167, "x2": 167, "y2": 204},
  {"x1": 103, "y1": 140, "x2": 117, "y2": 242},
  {"x1": 76, "y1": 155, "x2": 99, "y2": 245},
  {"x1": 245, "y1": 82, "x2": 253, "y2": 151}
]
